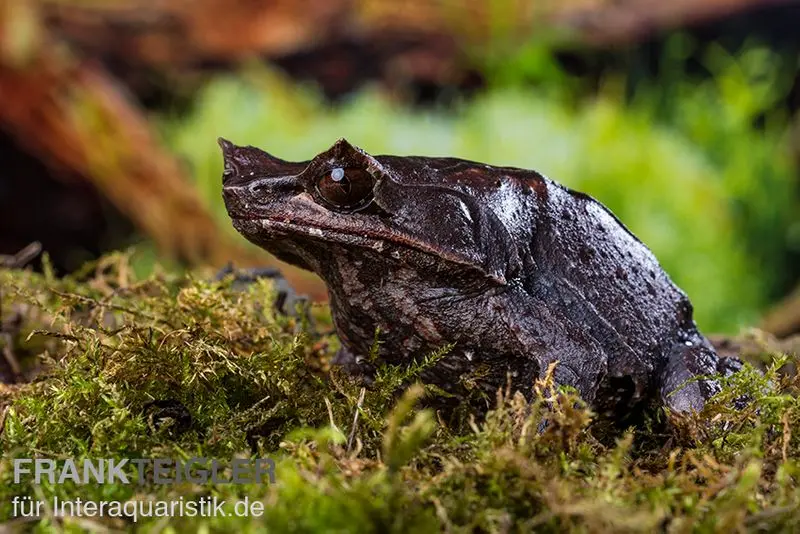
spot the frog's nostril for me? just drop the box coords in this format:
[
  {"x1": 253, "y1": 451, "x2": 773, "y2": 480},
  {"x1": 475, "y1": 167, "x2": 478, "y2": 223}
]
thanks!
[{"x1": 221, "y1": 184, "x2": 239, "y2": 202}]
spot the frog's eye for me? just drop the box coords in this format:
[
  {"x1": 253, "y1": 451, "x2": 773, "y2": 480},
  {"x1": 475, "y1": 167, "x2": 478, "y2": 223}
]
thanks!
[{"x1": 315, "y1": 167, "x2": 375, "y2": 210}]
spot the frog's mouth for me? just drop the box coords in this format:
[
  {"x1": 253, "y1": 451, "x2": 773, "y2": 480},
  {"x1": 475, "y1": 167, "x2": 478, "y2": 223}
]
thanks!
[
  {"x1": 233, "y1": 214, "x2": 391, "y2": 253},
  {"x1": 227, "y1": 191, "x2": 509, "y2": 285}
]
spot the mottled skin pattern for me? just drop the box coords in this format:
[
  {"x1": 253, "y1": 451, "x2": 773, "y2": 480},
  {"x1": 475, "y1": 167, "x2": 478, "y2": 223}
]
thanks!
[{"x1": 220, "y1": 138, "x2": 739, "y2": 415}]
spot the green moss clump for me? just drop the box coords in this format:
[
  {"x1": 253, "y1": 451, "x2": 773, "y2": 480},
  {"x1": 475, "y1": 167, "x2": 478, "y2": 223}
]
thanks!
[{"x1": 1, "y1": 253, "x2": 799, "y2": 533}]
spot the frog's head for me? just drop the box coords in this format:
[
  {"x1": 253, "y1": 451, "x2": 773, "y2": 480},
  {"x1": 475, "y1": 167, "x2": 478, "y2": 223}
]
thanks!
[{"x1": 220, "y1": 138, "x2": 523, "y2": 286}]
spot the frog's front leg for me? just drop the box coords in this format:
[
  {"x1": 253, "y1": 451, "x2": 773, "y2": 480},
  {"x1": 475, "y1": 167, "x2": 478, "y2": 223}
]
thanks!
[
  {"x1": 660, "y1": 336, "x2": 740, "y2": 413},
  {"x1": 332, "y1": 345, "x2": 377, "y2": 384},
  {"x1": 214, "y1": 263, "x2": 300, "y2": 315}
]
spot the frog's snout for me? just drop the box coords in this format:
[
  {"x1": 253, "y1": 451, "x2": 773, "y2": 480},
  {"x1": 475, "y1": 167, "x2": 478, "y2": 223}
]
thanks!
[{"x1": 218, "y1": 137, "x2": 237, "y2": 185}]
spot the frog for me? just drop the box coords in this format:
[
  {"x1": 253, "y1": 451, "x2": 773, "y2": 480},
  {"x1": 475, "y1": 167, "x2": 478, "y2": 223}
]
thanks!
[{"x1": 220, "y1": 137, "x2": 740, "y2": 416}]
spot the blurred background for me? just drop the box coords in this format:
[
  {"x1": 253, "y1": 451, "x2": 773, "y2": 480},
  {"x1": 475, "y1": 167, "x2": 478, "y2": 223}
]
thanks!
[{"x1": 1, "y1": 0, "x2": 799, "y2": 335}]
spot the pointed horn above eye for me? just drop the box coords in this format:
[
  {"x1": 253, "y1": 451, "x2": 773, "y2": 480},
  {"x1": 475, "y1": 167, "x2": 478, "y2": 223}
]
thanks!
[
  {"x1": 217, "y1": 139, "x2": 282, "y2": 167},
  {"x1": 318, "y1": 138, "x2": 384, "y2": 173},
  {"x1": 218, "y1": 137, "x2": 235, "y2": 154},
  {"x1": 330, "y1": 138, "x2": 363, "y2": 158},
  {"x1": 333, "y1": 137, "x2": 353, "y2": 148}
]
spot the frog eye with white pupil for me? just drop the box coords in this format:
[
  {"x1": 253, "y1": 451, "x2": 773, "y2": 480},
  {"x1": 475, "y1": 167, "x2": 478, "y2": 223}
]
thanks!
[{"x1": 316, "y1": 167, "x2": 375, "y2": 210}]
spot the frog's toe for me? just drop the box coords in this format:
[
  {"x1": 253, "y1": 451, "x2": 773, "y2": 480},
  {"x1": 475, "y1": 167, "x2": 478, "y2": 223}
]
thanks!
[
  {"x1": 332, "y1": 347, "x2": 376, "y2": 384},
  {"x1": 660, "y1": 338, "x2": 722, "y2": 413},
  {"x1": 214, "y1": 263, "x2": 309, "y2": 318},
  {"x1": 717, "y1": 355, "x2": 744, "y2": 377}
]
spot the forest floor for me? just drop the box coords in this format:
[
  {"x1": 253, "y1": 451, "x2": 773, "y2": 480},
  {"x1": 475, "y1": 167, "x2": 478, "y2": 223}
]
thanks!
[{"x1": 0, "y1": 252, "x2": 799, "y2": 533}]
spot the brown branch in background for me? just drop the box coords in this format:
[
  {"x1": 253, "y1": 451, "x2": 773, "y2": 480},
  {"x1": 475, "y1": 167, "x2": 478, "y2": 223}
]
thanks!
[
  {"x1": 0, "y1": 0, "x2": 327, "y2": 299},
  {"x1": 29, "y1": 0, "x2": 796, "y2": 110},
  {"x1": 0, "y1": 2, "x2": 237, "y2": 266},
  {"x1": 541, "y1": 0, "x2": 793, "y2": 47},
  {"x1": 41, "y1": 0, "x2": 461, "y2": 98},
  {"x1": 42, "y1": 0, "x2": 351, "y2": 67},
  {"x1": 762, "y1": 287, "x2": 800, "y2": 338},
  {"x1": 41, "y1": 0, "x2": 797, "y2": 70},
  {"x1": 0, "y1": 242, "x2": 42, "y2": 269}
]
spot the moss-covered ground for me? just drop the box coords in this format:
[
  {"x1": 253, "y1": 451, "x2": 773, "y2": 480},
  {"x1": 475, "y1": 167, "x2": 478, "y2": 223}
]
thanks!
[{"x1": 1, "y1": 253, "x2": 799, "y2": 533}]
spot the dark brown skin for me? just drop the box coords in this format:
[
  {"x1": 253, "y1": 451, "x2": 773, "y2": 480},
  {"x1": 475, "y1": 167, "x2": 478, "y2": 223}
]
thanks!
[{"x1": 220, "y1": 137, "x2": 739, "y2": 415}]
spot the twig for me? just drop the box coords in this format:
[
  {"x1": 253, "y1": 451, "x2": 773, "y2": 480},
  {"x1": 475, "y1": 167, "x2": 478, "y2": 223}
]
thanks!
[
  {"x1": 324, "y1": 397, "x2": 342, "y2": 437},
  {"x1": 0, "y1": 241, "x2": 42, "y2": 269},
  {"x1": 0, "y1": 242, "x2": 41, "y2": 384},
  {"x1": 1, "y1": 333, "x2": 22, "y2": 378},
  {"x1": 0, "y1": 405, "x2": 8, "y2": 438},
  {"x1": 49, "y1": 289, "x2": 168, "y2": 325},
  {"x1": 347, "y1": 387, "x2": 366, "y2": 453},
  {"x1": 782, "y1": 410, "x2": 792, "y2": 463}
]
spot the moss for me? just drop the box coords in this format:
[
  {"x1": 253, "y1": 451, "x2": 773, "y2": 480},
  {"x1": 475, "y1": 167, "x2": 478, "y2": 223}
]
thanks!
[{"x1": 1, "y1": 253, "x2": 799, "y2": 533}]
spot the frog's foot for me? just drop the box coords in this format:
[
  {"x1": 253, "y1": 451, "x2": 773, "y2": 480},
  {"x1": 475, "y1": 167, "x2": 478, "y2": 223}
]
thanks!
[
  {"x1": 214, "y1": 263, "x2": 307, "y2": 318},
  {"x1": 215, "y1": 262, "x2": 283, "y2": 281},
  {"x1": 660, "y1": 337, "x2": 740, "y2": 413},
  {"x1": 332, "y1": 347, "x2": 376, "y2": 385}
]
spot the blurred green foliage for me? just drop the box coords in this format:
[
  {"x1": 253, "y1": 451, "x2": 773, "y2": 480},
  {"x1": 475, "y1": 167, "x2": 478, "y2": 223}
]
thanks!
[{"x1": 161, "y1": 39, "x2": 799, "y2": 333}]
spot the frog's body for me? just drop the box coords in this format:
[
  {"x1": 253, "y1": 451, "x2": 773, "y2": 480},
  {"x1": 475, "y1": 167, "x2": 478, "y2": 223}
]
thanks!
[{"x1": 221, "y1": 138, "x2": 737, "y2": 415}]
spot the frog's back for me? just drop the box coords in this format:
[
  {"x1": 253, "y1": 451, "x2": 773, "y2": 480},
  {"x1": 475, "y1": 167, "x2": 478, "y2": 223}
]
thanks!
[
  {"x1": 529, "y1": 175, "x2": 706, "y2": 377},
  {"x1": 378, "y1": 153, "x2": 707, "y2": 373}
]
